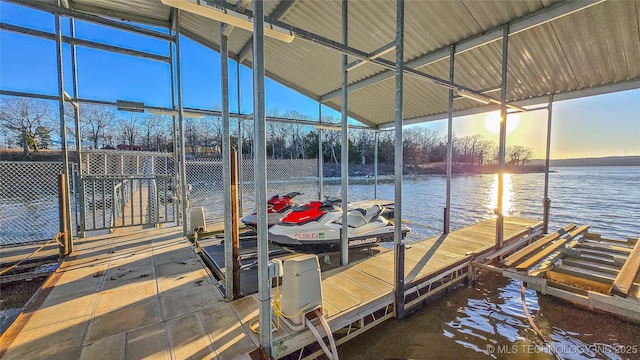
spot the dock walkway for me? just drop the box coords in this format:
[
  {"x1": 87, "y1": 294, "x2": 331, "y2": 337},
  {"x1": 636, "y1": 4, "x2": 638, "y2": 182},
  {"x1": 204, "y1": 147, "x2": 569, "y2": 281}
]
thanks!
[
  {"x1": 0, "y1": 217, "x2": 542, "y2": 359},
  {"x1": 0, "y1": 225, "x2": 259, "y2": 360}
]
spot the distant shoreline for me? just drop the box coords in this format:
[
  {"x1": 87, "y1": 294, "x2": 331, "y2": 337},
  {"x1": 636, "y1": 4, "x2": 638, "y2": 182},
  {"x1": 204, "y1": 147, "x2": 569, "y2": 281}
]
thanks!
[
  {"x1": 529, "y1": 156, "x2": 640, "y2": 167},
  {"x1": 1, "y1": 149, "x2": 638, "y2": 174}
]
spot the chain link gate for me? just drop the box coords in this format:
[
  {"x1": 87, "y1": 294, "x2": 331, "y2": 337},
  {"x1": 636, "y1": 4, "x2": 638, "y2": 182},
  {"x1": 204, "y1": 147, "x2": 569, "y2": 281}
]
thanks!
[{"x1": 79, "y1": 150, "x2": 177, "y2": 233}]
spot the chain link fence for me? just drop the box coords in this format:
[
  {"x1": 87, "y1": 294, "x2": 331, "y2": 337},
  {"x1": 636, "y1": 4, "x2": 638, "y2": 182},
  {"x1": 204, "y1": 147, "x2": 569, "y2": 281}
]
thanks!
[
  {"x1": 0, "y1": 162, "x2": 75, "y2": 245},
  {"x1": 81, "y1": 150, "x2": 175, "y2": 176},
  {"x1": 1, "y1": 150, "x2": 320, "y2": 243},
  {"x1": 186, "y1": 157, "x2": 320, "y2": 223}
]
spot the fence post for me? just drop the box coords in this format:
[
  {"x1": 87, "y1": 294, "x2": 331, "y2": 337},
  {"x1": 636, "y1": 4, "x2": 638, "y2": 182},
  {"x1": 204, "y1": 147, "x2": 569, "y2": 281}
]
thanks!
[
  {"x1": 58, "y1": 173, "x2": 70, "y2": 257},
  {"x1": 231, "y1": 149, "x2": 241, "y2": 299}
]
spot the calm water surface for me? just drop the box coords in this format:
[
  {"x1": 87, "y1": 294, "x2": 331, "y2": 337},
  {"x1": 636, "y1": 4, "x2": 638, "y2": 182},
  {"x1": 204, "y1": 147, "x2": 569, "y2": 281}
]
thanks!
[{"x1": 326, "y1": 166, "x2": 640, "y2": 360}]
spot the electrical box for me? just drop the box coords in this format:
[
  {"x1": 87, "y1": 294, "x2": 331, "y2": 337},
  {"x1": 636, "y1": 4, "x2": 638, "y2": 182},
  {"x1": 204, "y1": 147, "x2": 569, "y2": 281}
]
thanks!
[
  {"x1": 281, "y1": 254, "x2": 323, "y2": 327},
  {"x1": 188, "y1": 206, "x2": 206, "y2": 233}
]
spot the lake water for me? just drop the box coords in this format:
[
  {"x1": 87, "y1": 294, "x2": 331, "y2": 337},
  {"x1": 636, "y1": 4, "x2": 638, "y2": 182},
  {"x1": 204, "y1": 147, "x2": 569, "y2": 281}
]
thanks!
[{"x1": 324, "y1": 166, "x2": 640, "y2": 360}]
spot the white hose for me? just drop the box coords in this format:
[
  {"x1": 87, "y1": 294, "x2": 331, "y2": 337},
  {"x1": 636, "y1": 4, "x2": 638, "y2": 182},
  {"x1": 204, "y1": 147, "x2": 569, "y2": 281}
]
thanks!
[
  {"x1": 316, "y1": 309, "x2": 338, "y2": 359},
  {"x1": 304, "y1": 310, "x2": 339, "y2": 360}
]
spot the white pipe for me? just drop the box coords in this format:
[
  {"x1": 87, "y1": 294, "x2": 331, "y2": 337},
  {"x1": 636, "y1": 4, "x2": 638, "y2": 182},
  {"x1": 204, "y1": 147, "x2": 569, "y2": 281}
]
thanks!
[{"x1": 305, "y1": 311, "x2": 339, "y2": 360}]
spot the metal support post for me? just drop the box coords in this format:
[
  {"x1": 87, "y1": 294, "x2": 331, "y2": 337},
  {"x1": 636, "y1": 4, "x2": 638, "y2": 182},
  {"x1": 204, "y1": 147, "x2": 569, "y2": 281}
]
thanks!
[
  {"x1": 374, "y1": 131, "x2": 379, "y2": 199},
  {"x1": 543, "y1": 94, "x2": 554, "y2": 234},
  {"x1": 393, "y1": 0, "x2": 406, "y2": 319},
  {"x1": 318, "y1": 101, "x2": 324, "y2": 199},
  {"x1": 70, "y1": 18, "x2": 85, "y2": 238},
  {"x1": 169, "y1": 39, "x2": 180, "y2": 225},
  {"x1": 55, "y1": 13, "x2": 73, "y2": 252},
  {"x1": 221, "y1": 25, "x2": 235, "y2": 299},
  {"x1": 253, "y1": 0, "x2": 272, "y2": 354},
  {"x1": 445, "y1": 44, "x2": 455, "y2": 234},
  {"x1": 236, "y1": 61, "x2": 244, "y2": 217},
  {"x1": 340, "y1": 0, "x2": 349, "y2": 266},
  {"x1": 174, "y1": 14, "x2": 189, "y2": 236},
  {"x1": 496, "y1": 24, "x2": 510, "y2": 250}
]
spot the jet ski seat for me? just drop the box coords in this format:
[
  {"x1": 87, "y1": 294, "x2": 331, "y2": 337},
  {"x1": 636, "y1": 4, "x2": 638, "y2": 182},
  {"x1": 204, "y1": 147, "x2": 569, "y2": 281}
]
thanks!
[{"x1": 340, "y1": 204, "x2": 383, "y2": 228}]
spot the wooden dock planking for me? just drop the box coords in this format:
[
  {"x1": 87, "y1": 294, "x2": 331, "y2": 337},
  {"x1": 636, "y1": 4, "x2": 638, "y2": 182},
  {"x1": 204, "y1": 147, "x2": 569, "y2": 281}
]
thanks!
[
  {"x1": 2, "y1": 217, "x2": 543, "y2": 360},
  {"x1": 514, "y1": 225, "x2": 589, "y2": 270},
  {"x1": 272, "y1": 217, "x2": 542, "y2": 358},
  {"x1": 611, "y1": 239, "x2": 640, "y2": 297},
  {"x1": 336, "y1": 267, "x2": 393, "y2": 293},
  {"x1": 502, "y1": 224, "x2": 577, "y2": 267},
  {"x1": 321, "y1": 282, "x2": 363, "y2": 312},
  {"x1": 516, "y1": 239, "x2": 569, "y2": 270},
  {"x1": 326, "y1": 273, "x2": 379, "y2": 303}
]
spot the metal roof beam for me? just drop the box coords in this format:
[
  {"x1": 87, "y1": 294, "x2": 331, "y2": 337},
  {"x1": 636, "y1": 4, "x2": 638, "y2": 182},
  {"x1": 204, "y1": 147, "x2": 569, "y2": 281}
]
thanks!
[
  {"x1": 67, "y1": 2, "x2": 170, "y2": 28},
  {"x1": 320, "y1": 0, "x2": 605, "y2": 102},
  {"x1": 453, "y1": 86, "x2": 500, "y2": 100},
  {"x1": 237, "y1": 0, "x2": 299, "y2": 63},
  {"x1": 0, "y1": 22, "x2": 171, "y2": 63},
  {"x1": 347, "y1": 42, "x2": 396, "y2": 71},
  {"x1": 5, "y1": 0, "x2": 172, "y2": 41},
  {"x1": 0, "y1": 89, "x2": 60, "y2": 101},
  {"x1": 170, "y1": 7, "x2": 178, "y2": 33},
  {"x1": 379, "y1": 78, "x2": 640, "y2": 129},
  {"x1": 220, "y1": 0, "x2": 252, "y2": 36}
]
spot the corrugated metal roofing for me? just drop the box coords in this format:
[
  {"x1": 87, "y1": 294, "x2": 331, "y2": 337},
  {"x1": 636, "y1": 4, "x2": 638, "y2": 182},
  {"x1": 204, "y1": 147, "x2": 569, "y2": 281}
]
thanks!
[{"x1": 25, "y1": 0, "x2": 640, "y2": 128}]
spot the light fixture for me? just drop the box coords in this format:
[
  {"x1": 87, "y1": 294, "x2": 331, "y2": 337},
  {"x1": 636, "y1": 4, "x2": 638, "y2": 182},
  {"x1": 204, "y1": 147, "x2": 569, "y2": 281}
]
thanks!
[
  {"x1": 161, "y1": 0, "x2": 295, "y2": 43},
  {"x1": 117, "y1": 100, "x2": 146, "y2": 113},
  {"x1": 316, "y1": 124, "x2": 342, "y2": 131},
  {"x1": 183, "y1": 111, "x2": 204, "y2": 118},
  {"x1": 457, "y1": 90, "x2": 491, "y2": 105},
  {"x1": 148, "y1": 108, "x2": 177, "y2": 116}
]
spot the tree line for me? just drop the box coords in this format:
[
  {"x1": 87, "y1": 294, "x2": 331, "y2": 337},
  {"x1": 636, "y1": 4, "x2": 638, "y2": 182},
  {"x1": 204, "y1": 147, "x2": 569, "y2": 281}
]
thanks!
[{"x1": 0, "y1": 97, "x2": 533, "y2": 166}]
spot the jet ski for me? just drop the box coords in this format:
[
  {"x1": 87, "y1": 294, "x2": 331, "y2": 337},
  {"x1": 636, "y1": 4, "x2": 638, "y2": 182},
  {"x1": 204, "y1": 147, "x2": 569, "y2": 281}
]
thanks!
[
  {"x1": 268, "y1": 197, "x2": 410, "y2": 254},
  {"x1": 241, "y1": 191, "x2": 301, "y2": 229}
]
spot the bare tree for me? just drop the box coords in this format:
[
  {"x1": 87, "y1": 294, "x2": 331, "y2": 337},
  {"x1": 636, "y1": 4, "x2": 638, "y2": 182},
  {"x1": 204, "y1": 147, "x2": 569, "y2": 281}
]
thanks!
[
  {"x1": 507, "y1": 145, "x2": 534, "y2": 166},
  {"x1": 320, "y1": 115, "x2": 341, "y2": 164},
  {"x1": 118, "y1": 113, "x2": 140, "y2": 149},
  {"x1": 184, "y1": 117, "x2": 200, "y2": 154},
  {"x1": 83, "y1": 105, "x2": 116, "y2": 149},
  {"x1": 140, "y1": 114, "x2": 168, "y2": 151},
  {"x1": 0, "y1": 97, "x2": 52, "y2": 157}
]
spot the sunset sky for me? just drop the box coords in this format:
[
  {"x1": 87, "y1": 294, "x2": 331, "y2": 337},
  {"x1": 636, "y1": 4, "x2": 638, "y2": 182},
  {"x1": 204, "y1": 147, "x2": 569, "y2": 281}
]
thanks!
[{"x1": 1, "y1": 1, "x2": 638, "y2": 159}]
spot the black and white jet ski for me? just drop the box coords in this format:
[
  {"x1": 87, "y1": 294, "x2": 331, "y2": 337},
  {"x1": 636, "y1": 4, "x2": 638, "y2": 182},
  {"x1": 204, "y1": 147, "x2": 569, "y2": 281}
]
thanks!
[
  {"x1": 241, "y1": 191, "x2": 301, "y2": 229},
  {"x1": 268, "y1": 197, "x2": 410, "y2": 253}
]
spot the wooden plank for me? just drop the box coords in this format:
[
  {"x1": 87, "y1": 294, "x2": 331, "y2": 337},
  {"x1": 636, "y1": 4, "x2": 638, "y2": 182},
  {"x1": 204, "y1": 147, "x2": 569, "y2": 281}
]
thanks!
[
  {"x1": 567, "y1": 247, "x2": 629, "y2": 263},
  {"x1": 554, "y1": 264, "x2": 617, "y2": 284},
  {"x1": 339, "y1": 268, "x2": 393, "y2": 293},
  {"x1": 503, "y1": 224, "x2": 576, "y2": 267},
  {"x1": 326, "y1": 274, "x2": 379, "y2": 302},
  {"x1": 322, "y1": 301, "x2": 340, "y2": 319},
  {"x1": 353, "y1": 261, "x2": 395, "y2": 284},
  {"x1": 546, "y1": 270, "x2": 612, "y2": 294},
  {"x1": 516, "y1": 238, "x2": 569, "y2": 270},
  {"x1": 321, "y1": 282, "x2": 361, "y2": 312},
  {"x1": 561, "y1": 258, "x2": 620, "y2": 276},
  {"x1": 577, "y1": 242, "x2": 633, "y2": 255},
  {"x1": 611, "y1": 239, "x2": 640, "y2": 297}
]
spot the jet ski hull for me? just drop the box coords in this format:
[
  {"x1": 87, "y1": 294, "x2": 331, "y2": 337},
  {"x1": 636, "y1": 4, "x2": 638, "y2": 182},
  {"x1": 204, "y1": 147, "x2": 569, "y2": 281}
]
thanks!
[{"x1": 269, "y1": 227, "x2": 410, "y2": 254}]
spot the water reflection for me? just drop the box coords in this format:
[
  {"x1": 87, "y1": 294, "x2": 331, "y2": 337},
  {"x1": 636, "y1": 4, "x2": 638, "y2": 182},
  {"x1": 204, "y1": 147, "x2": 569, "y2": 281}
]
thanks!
[
  {"x1": 488, "y1": 173, "x2": 515, "y2": 216},
  {"x1": 338, "y1": 272, "x2": 640, "y2": 360}
]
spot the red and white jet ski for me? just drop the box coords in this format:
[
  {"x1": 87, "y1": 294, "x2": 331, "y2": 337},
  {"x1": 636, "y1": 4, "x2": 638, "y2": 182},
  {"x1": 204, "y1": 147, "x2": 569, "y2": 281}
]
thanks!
[
  {"x1": 241, "y1": 192, "x2": 301, "y2": 229},
  {"x1": 268, "y1": 197, "x2": 410, "y2": 254}
]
